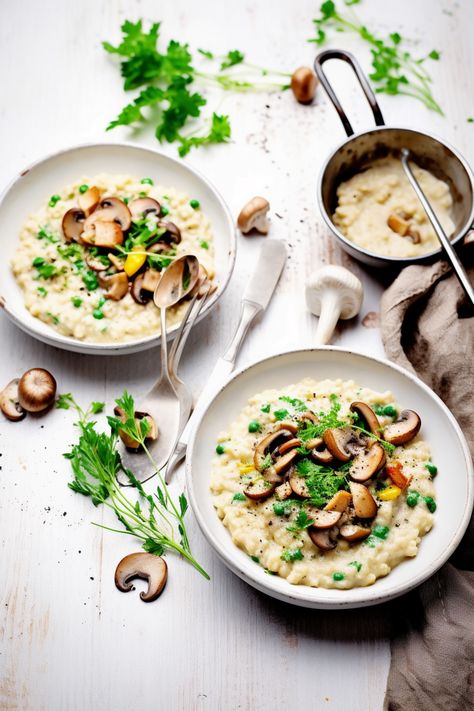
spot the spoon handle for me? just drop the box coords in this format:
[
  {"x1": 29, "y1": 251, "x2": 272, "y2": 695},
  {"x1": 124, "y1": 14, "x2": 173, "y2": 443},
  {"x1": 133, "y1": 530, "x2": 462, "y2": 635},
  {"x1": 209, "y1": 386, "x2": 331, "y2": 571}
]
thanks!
[
  {"x1": 401, "y1": 149, "x2": 474, "y2": 308},
  {"x1": 160, "y1": 306, "x2": 172, "y2": 382}
]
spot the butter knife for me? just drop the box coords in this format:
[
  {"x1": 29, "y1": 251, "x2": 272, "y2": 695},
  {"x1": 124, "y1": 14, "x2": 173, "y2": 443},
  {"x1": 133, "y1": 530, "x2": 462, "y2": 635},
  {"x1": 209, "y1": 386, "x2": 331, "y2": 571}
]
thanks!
[{"x1": 165, "y1": 239, "x2": 287, "y2": 482}]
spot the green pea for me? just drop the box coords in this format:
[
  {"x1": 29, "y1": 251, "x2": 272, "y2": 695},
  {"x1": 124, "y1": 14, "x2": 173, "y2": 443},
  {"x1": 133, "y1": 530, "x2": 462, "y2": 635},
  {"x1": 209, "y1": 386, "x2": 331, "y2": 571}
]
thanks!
[
  {"x1": 424, "y1": 496, "x2": 437, "y2": 513},
  {"x1": 48, "y1": 194, "x2": 61, "y2": 207},
  {"x1": 382, "y1": 405, "x2": 398, "y2": 418},
  {"x1": 123, "y1": 197, "x2": 130, "y2": 205},
  {"x1": 406, "y1": 491, "x2": 420, "y2": 507},
  {"x1": 425, "y1": 463, "x2": 438, "y2": 478},
  {"x1": 140, "y1": 178, "x2": 154, "y2": 185},
  {"x1": 333, "y1": 572, "x2": 345, "y2": 581},
  {"x1": 79, "y1": 184, "x2": 89, "y2": 194},
  {"x1": 273, "y1": 502, "x2": 285, "y2": 516},
  {"x1": 216, "y1": 444, "x2": 225, "y2": 455},
  {"x1": 71, "y1": 296, "x2": 83, "y2": 308},
  {"x1": 82, "y1": 271, "x2": 98, "y2": 291},
  {"x1": 372, "y1": 525, "x2": 390, "y2": 540},
  {"x1": 248, "y1": 420, "x2": 261, "y2": 433},
  {"x1": 92, "y1": 309, "x2": 104, "y2": 320},
  {"x1": 190, "y1": 199, "x2": 200, "y2": 209},
  {"x1": 160, "y1": 205, "x2": 170, "y2": 216}
]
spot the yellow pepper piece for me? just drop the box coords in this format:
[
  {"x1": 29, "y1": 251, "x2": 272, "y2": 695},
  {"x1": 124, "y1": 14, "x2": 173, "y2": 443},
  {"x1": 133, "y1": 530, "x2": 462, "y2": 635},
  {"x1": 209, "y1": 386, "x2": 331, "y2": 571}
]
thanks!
[
  {"x1": 239, "y1": 464, "x2": 255, "y2": 474},
  {"x1": 124, "y1": 249, "x2": 147, "y2": 277},
  {"x1": 378, "y1": 485, "x2": 402, "y2": 501}
]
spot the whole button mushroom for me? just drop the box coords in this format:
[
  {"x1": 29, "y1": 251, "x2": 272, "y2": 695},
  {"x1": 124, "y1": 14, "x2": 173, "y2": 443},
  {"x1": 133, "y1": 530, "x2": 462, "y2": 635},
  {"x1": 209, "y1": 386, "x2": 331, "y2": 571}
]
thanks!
[
  {"x1": 0, "y1": 379, "x2": 26, "y2": 421},
  {"x1": 237, "y1": 197, "x2": 270, "y2": 235},
  {"x1": 291, "y1": 66, "x2": 318, "y2": 104},
  {"x1": 18, "y1": 368, "x2": 57, "y2": 413},
  {"x1": 306, "y1": 265, "x2": 364, "y2": 345}
]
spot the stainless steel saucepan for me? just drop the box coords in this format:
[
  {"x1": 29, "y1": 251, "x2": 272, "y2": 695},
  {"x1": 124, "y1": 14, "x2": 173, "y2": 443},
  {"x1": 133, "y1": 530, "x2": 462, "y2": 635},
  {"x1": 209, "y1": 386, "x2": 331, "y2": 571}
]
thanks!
[{"x1": 314, "y1": 49, "x2": 474, "y2": 268}]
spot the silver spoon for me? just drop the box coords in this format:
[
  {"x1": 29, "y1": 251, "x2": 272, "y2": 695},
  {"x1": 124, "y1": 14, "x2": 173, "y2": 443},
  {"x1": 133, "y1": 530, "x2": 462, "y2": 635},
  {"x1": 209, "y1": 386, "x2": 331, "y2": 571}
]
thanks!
[
  {"x1": 401, "y1": 148, "x2": 474, "y2": 308},
  {"x1": 117, "y1": 255, "x2": 200, "y2": 485}
]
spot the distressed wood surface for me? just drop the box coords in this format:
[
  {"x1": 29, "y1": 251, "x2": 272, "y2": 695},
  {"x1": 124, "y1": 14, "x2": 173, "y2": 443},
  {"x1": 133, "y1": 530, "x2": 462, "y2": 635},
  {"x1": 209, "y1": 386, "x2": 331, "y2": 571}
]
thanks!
[{"x1": 1, "y1": 1, "x2": 473, "y2": 709}]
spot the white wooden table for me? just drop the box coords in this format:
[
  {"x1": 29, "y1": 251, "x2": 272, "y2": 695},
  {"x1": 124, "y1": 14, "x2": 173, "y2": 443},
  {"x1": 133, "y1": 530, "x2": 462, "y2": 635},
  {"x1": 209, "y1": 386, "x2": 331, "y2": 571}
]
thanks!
[{"x1": 1, "y1": 1, "x2": 473, "y2": 708}]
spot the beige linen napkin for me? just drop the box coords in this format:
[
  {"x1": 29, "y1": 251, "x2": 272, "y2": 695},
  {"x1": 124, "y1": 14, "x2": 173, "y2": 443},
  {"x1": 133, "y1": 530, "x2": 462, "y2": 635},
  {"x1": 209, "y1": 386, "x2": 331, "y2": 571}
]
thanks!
[{"x1": 380, "y1": 257, "x2": 474, "y2": 711}]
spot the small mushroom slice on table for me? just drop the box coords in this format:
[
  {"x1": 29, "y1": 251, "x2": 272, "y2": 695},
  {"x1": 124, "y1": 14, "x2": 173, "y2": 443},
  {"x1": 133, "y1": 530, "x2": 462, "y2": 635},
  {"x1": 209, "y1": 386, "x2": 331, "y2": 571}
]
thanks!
[
  {"x1": 350, "y1": 401, "x2": 381, "y2": 436},
  {"x1": 129, "y1": 197, "x2": 161, "y2": 222},
  {"x1": 237, "y1": 197, "x2": 270, "y2": 235},
  {"x1": 308, "y1": 526, "x2": 338, "y2": 551},
  {"x1": 349, "y1": 482, "x2": 378, "y2": 518},
  {"x1": 339, "y1": 524, "x2": 371, "y2": 542},
  {"x1": 99, "y1": 271, "x2": 129, "y2": 301},
  {"x1": 115, "y1": 552, "x2": 168, "y2": 602},
  {"x1": 349, "y1": 442, "x2": 386, "y2": 483},
  {"x1": 0, "y1": 379, "x2": 26, "y2": 421},
  {"x1": 305, "y1": 506, "x2": 342, "y2": 530},
  {"x1": 383, "y1": 410, "x2": 421, "y2": 446},
  {"x1": 324, "y1": 490, "x2": 352, "y2": 513},
  {"x1": 78, "y1": 186, "x2": 101, "y2": 216},
  {"x1": 243, "y1": 478, "x2": 275, "y2": 501},
  {"x1": 62, "y1": 207, "x2": 86, "y2": 243},
  {"x1": 323, "y1": 426, "x2": 367, "y2": 462}
]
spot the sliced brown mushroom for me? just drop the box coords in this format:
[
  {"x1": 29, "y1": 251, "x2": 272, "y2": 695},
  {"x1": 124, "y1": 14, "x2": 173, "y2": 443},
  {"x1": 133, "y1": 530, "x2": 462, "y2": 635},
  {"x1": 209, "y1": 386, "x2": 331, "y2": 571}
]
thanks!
[
  {"x1": 114, "y1": 406, "x2": 157, "y2": 450},
  {"x1": 350, "y1": 401, "x2": 381, "y2": 436},
  {"x1": 129, "y1": 197, "x2": 161, "y2": 222},
  {"x1": 308, "y1": 526, "x2": 338, "y2": 551},
  {"x1": 349, "y1": 443, "x2": 386, "y2": 483},
  {"x1": 387, "y1": 212, "x2": 410, "y2": 236},
  {"x1": 278, "y1": 437, "x2": 301, "y2": 455},
  {"x1": 237, "y1": 197, "x2": 270, "y2": 235},
  {"x1": 253, "y1": 426, "x2": 296, "y2": 473},
  {"x1": 86, "y1": 253, "x2": 109, "y2": 271},
  {"x1": 141, "y1": 268, "x2": 161, "y2": 292},
  {"x1": 99, "y1": 197, "x2": 132, "y2": 230},
  {"x1": 291, "y1": 66, "x2": 318, "y2": 104},
  {"x1": 157, "y1": 221, "x2": 182, "y2": 244},
  {"x1": 243, "y1": 478, "x2": 275, "y2": 501},
  {"x1": 289, "y1": 467, "x2": 310, "y2": 498},
  {"x1": 339, "y1": 524, "x2": 371, "y2": 542},
  {"x1": 62, "y1": 207, "x2": 86, "y2": 243},
  {"x1": 78, "y1": 186, "x2": 101, "y2": 216},
  {"x1": 108, "y1": 252, "x2": 125, "y2": 271},
  {"x1": 324, "y1": 490, "x2": 352, "y2": 513},
  {"x1": 135, "y1": 411, "x2": 159, "y2": 441},
  {"x1": 305, "y1": 506, "x2": 342, "y2": 530},
  {"x1": 114, "y1": 552, "x2": 167, "y2": 602},
  {"x1": 273, "y1": 449, "x2": 298, "y2": 476},
  {"x1": 131, "y1": 273, "x2": 152, "y2": 305},
  {"x1": 100, "y1": 271, "x2": 129, "y2": 301},
  {"x1": 18, "y1": 368, "x2": 56, "y2": 413},
  {"x1": 0, "y1": 379, "x2": 26, "y2": 421},
  {"x1": 383, "y1": 410, "x2": 421, "y2": 446},
  {"x1": 323, "y1": 427, "x2": 367, "y2": 462},
  {"x1": 309, "y1": 438, "x2": 335, "y2": 465},
  {"x1": 349, "y1": 482, "x2": 378, "y2": 518},
  {"x1": 275, "y1": 480, "x2": 292, "y2": 501},
  {"x1": 82, "y1": 221, "x2": 124, "y2": 248}
]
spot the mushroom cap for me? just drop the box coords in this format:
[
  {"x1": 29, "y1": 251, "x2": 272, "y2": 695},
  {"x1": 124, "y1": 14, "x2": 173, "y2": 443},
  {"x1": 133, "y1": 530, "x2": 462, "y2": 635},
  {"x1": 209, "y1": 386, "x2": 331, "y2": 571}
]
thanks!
[
  {"x1": 323, "y1": 426, "x2": 367, "y2": 462},
  {"x1": 78, "y1": 186, "x2": 101, "y2": 216},
  {"x1": 383, "y1": 410, "x2": 421, "y2": 446},
  {"x1": 349, "y1": 482, "x2": 378, "y2": 518},
  {"x1": 237, "y1": 196, "x2": 270, "y2": 235},
  {"x1": 350, "y1": 401, "x2": 381, "y2": 436},
  {"x1": 131, "y1": 273, "x2": 152, "y2": 305},
  {"x1": 0, "y1": 379, "x2": 26, "y2": 421},
  {"x1": 114, "y1": 552, "x2": 168, "y2": 602},
  {"x1": 18, "y1": 368, "x2": 56, "y2": 413},
  {"x1": 102, "y1": 271, "x2": 129, "y2": 301},
  {"x1": 324, "y1": 490, "x2": 352, "y2": 513},
  {"x1": 339, "y1": 524, "x2": 371, "y2": 542},
  {"x1": 62, "y1": 207, "x2": 86, "y2": 243},
  {"x1": 157, "y1": 221, "x2": 182, "y2": 244},
  {"x1": 243, "y1": 478, "x2": 275, "y2": 501},
  {"x1": 99, "y1": 197, "x2": 132, "y2": 230},
  {"x1": 305, "y1": 265, "x2": 363, "y2": 320},
  {"x1": 349, "y1": 442, "x2": 386, "y2": 483},
  {"x1": 129, "y1": 197, "x2": 161, "y2": 222},
  {"x1": 308, "y1": 527, "x2": 338, "y2": 551},
  {"x1": 306, "y1": 507, "x2": 342, "y2": 530}
]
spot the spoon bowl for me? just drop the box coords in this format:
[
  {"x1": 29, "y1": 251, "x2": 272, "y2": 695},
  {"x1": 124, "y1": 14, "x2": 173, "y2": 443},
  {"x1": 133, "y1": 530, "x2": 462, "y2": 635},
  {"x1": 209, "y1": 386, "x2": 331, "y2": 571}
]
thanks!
[{"x1": 153, "y1": 255, "x2": 200, "y2": 309}]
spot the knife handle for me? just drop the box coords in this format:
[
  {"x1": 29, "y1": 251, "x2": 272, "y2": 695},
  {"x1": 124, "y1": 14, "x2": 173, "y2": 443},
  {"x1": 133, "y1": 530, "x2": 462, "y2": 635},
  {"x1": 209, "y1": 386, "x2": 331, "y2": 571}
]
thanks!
[{"x1": 222, "y1": 299, "x2": 262, "y2": 365}]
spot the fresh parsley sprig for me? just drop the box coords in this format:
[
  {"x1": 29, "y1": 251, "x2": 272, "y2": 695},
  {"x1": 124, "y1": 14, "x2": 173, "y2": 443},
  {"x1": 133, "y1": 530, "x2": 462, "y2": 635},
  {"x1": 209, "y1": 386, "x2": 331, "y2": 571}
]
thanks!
[
  {"x1": 103, "y1": 20, "x2": 290, "y2": 156},
  {"x1": 59, "y1": 391, "x2": 209, "y2": 579},
  {"x1": 311, "y1": 0, "x2": 443, "y2": 115}
]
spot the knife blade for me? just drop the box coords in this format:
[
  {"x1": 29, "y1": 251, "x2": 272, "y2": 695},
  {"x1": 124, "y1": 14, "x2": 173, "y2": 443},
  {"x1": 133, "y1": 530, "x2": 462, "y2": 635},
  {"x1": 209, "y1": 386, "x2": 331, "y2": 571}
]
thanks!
[{"x1": 165, "y1": 239, "x2": 286, "y2": 481}]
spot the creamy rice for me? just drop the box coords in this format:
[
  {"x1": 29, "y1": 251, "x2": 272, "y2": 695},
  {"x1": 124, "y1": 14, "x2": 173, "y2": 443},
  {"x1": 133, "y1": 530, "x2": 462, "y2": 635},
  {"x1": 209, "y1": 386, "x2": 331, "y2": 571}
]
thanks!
[
  {"x1": 333, "y1": 157, "x2": 454, "y2": 258},
  {"x1": 11, "y1": 173, "x2": 214, "y2": 343},
  {"x1": 210, "y1": 378, "x2": 436, "y2": 590}
]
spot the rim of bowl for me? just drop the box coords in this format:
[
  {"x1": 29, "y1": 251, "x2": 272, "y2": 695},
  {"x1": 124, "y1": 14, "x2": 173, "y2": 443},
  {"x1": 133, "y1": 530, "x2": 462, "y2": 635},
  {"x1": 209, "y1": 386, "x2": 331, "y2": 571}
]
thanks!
[
  {"x1": 186, "y1": 346, "x2": 474, "y2": 608},
  {"x1": 317, "y1": 125, "x2": 474, "y2": 265},
  {"x1": 0, "y1": 140, "x2": 237, "y2": 353}
]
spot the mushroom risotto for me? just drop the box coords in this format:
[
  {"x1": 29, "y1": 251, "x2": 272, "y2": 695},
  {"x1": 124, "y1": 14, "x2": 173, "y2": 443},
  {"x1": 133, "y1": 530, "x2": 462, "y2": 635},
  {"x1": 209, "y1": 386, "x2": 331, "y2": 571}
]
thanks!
[
  {"x1": 11, "y1": 174, "x2": 214, "y2": 343},
  {"x1": 210, "y1": 378, "x2": 437, "y2": 590},
  {"x1": 332, "y1": 157, "x2": 454, "y2": 258}
]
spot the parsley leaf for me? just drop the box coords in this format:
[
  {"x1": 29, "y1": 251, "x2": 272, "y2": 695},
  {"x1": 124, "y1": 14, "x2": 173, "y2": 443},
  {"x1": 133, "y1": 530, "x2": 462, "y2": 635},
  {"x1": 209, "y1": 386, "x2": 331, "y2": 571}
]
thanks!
[
  {"x1": 286, "y1": 509, "x2": 314, "y2": 533},
  {"x1": 296, "y1": 458, "x2": 348, "y2": 507},
  {"x1": 220, "y1": 49, "x2": 245, "y2": 70}
]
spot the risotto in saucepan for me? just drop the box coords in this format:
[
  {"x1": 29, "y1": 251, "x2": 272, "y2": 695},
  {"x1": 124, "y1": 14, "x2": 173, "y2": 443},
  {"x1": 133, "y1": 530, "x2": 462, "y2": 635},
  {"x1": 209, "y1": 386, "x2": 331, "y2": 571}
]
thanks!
[
  {"x1": 11, "y1": 174, "x2": 214, "y2": 343},
  {"x1": 210, "y1": 378, "x2": 437, "y2": 590}
]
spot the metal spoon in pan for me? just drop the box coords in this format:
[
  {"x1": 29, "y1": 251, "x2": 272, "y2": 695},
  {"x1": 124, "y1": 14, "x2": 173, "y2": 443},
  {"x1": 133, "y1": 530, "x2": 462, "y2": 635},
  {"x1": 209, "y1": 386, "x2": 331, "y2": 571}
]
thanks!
[
  {"x1": 117, "y1": 255, "x2": 200, "y2": 485},
  {"x1": 401, "y1": 148, "x2": 474, "y2": 308}
]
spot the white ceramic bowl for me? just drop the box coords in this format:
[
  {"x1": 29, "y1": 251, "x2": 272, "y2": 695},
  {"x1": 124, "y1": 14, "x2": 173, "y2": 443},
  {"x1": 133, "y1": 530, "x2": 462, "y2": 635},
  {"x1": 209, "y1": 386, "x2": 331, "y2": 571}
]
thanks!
[
  {"x1": 187, "y1": 347, "x2": 473, "y2": 609},
  {"x1": 0, "y1": 142, "x2": 236, "y2": 355}
]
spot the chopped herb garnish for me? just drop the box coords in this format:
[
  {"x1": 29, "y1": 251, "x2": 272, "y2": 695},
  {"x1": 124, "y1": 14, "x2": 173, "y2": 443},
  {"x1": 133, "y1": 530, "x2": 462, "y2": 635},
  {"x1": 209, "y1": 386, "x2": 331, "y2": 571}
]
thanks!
[
  {"x1": 160, "y1": 205, "x2": 170, "y2": 216},
  {"x1": 273, "y1": 408, "x2": 289, "y2": 421},
  {"x1": 32, "y1": 257, "x2": 64, "y2": 280},
  {"x1": 286, "y1": 509, "x2": 314, "y2": 533},
  {"x1": 250, "y1": 555, "x2": 260, "y2": 563},
  {"x1": 296, "y1": 458, "x2": 348, "y2": 507},
  {"x1": 281, "y1": 548, "x2": 304, "y2": 562},
  {"x1": 199, "y1": 240, "x2": 209, "y2": 249},
  {"x1": 279, "y1": 395, "x2": 307, "y2": 412},
  {"x1": 37, "y1": 227, "x2": 60, "y2": 243},
  {"x1": 232, "y1": 492, "x2": 246, "y2": 502},
  {"x1": 349, "y1": 561, "x2": 362, "y2": 573},
  {"x1": 273, "y1": 499, "x2": 300, "y2": 517},
  {"x1": 37, "y1": 286, "x2": 48, "y2": 298},
  {"x1": 71, "y1": 296, "x2": 83, "y2": 308},
  {"x1": 260, "y1": 404, "x2": 271, "y2": 413},
  {"x1": 260, "y1": 453, "x2": 273, "y2": 471},
  {"x1": 46, "y1": 312, "x2": 60, "y2": 325},
  {"x1": 298, "y1": 394, "x2": 348, "y2": 441},
  {"x1": 372, "y1": 525, "x2": 390, "y2": 540},
  {"x1": 48, "y1": 194, "x2": 61, "y2": 207},
  {"x1": 140, "y1": 177, "x2": 154, "y2": 185},
  {"x1": 374, "y1": 404, "x2": 398, "y2": 418}
]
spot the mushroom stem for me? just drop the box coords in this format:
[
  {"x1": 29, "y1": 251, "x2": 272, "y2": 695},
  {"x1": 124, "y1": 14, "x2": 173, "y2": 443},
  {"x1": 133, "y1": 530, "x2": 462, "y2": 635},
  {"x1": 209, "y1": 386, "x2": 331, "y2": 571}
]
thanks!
[{"x1": 314, "y1": 288, "x2": 343, "y2": 345}]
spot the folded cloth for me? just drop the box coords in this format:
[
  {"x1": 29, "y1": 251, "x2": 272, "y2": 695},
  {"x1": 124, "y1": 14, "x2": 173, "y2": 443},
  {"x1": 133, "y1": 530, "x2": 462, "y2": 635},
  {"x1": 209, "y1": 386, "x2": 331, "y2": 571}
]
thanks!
[{"x1": 380, "y1": 258, "x2": 474, "y2": 711}]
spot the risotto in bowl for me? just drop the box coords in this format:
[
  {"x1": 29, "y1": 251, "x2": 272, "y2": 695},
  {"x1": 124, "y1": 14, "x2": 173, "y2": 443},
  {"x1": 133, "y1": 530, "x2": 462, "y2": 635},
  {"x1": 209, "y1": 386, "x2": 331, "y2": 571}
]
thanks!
[
  {"x1": 0, "y1": 143, "x2": 235, "y2": 354},
  {"x1": 187, "y1": 349, "x2": 473, "y2": 609}
]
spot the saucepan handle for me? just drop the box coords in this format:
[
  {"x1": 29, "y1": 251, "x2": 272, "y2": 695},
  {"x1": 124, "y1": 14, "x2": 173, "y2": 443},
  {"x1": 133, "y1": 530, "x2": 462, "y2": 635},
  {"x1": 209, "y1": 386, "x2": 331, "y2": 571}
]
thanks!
[{"x1": 314, "y1": 49, "x2": 385, "y2": 137}]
